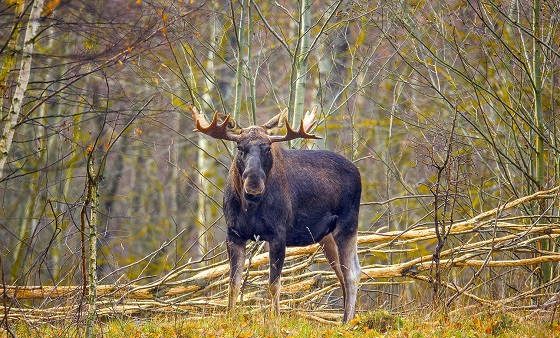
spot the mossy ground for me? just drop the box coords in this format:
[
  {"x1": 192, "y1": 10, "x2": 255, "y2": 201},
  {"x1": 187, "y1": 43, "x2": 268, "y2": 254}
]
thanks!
[{"x1": 9, "y1": 310, "x2": 560, "y2": 337}]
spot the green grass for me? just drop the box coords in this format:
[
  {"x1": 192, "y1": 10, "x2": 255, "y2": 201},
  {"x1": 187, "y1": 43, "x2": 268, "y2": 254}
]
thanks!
[{"x1": 10, "y1": 310, "x2": 560, "y2": 337}]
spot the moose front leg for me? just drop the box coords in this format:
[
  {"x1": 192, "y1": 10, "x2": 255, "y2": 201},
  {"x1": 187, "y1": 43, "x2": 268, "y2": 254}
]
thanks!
[
  {"x1": 268, "y1": 240, "x2": 286, "y2": 315},
  {"x1": 227, "y1": 237, "x2": 246, "y2": 311}
]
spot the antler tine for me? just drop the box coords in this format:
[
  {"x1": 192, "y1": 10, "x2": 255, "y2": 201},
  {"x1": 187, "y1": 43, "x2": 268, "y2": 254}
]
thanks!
[
  {"x1": 191, "y1": 105, "x2": 241, "y2": 142},
  {"x1": 268, "y1": 116, "x2": 321, "y2": 143},
  {"x1": 302, "y1": 106, "x2": 317, "y2": 131}
]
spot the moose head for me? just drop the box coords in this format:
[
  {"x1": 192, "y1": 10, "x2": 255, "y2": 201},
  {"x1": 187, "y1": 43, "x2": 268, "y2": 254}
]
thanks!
[{"x1": 191, "y1": 107, "x2": 320, "y2": 205}]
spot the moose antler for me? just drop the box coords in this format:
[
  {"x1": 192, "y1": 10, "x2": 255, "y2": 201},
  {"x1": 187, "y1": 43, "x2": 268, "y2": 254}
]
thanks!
[
  {"x1": 191, "y1": 105, "x2": 241, "y2": 142},
  {"x1": 269, "y1": 107, "x2": 321, "y2": 143}
]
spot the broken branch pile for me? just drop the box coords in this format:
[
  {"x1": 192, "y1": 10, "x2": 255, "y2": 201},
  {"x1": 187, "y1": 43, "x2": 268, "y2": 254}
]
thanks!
[{"x1": 4, "y1": 186, "x2": 560, "y2": 322}]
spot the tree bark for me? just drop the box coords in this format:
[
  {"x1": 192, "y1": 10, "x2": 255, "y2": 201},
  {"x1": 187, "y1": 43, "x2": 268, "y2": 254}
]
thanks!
[
  {"x1": 289, "y1": 0, "x2": 311, "y2": 131},
  {"x1": 0, "y1": 1, "x2": 25, "y2": 119},
  {"x1": 196, "y1": 12, "x2": 221, "y2": 256},
  {"x1": 532, "y1": 0, "x2": 544, "y2": 191},
  {"x1": 84, "y1": 151, "x2": 99, "y2": 337},
  {"x1": 0, "y1": 0, "x2": 45, "y2": 179},
  {"x1": 531, "y1": 0, "x2": 552, "y2": 283},
  {"x1": 232, "y1": 0, "x2": 247, "y2": 122}
]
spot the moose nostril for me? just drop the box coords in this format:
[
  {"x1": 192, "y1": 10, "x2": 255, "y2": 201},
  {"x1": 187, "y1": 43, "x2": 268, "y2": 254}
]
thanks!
[
  {"x1": 244, "y1": 186, "x2": 263, "y2": 195},
  {"x1": 243, "y1": 178, "x2": 264, "y2": 197}
]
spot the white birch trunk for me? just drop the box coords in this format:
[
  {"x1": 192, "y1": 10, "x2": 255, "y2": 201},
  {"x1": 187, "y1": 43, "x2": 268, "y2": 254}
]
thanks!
[
  {"x1": 0, "y1": 0, "x2": 45, "y2": 179},
  {"x1": 232, "y1": 0, "x2": 247, "y2": 121},
  {"x1": 10, "y1": 15, "x2": 57, "y2": 282},
  {"x1": 196, "y1": 13, "x2": 219, "y2": 255},
  {"x1": 0, "y1": 1, "x2": 25, "y2": 119},
  {"x1": 196, "y1": 136, "x2": 210, "y2": 255},
  {"x1": 289, "y1": 0, "x2": 311, "y2": 128},
  {"x1": 288, "y1": 0, "x2": 311, "y2": 148},
  {"x1": 531, "y1": 0, "x2": 551, "y2": 282}
]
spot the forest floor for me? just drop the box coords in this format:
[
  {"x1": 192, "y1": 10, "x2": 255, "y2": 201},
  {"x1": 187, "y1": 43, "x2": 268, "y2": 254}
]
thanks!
[{"x1": 9, "y1": 309, "x2": 560, "y2": 337}]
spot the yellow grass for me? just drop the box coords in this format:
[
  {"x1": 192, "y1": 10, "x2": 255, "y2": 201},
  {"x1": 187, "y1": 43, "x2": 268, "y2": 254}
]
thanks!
[{"x1": 9, "y1": 310, "x2": 560, "y2": 338}]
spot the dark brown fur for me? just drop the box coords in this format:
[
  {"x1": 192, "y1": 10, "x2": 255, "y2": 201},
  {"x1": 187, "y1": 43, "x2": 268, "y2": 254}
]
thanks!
[{"x1": 223, "y1": 126, "x2": 361, "y2": 322}]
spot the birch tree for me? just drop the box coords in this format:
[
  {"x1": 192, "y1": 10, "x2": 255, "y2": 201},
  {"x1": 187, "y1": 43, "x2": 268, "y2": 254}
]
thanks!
[
  {"x1": 0, "y1": 0, "x2": 25, "y2": 118},
  {"x1": 285, "y1": 1, "x2": 341, "y2": 147},
  {"x1": 197, "y1": 17, "x2": 219, "y2": 254},
  {"x1": 288, "y1": 0, "x2": 311, "y2": 131},
  {"x1": 529, "y1": 0, "x2": 553, "y2": 283},
  {"x1": 181, "y1": 15, "x2": 221, "y2": 255},
  {"x1": 0, "y1": 0, "x2": 45, "y2": 180},
  {"x1": 232, "y1": 0, "x2": 247, "y2": 122}
]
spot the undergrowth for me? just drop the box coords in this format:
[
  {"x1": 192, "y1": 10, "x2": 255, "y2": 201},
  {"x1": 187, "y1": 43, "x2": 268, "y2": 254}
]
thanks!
[{"x1": 9, "y1": 310, "x2": 560, "y2": 337}]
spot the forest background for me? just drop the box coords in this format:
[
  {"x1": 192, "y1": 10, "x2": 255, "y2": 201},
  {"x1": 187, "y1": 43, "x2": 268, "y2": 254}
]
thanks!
[{"x1": 1, "y1": 0, "x2": 560, "y2": 335}]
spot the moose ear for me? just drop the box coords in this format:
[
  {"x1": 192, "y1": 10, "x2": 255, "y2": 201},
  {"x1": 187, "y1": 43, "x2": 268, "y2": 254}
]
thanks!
[
  {"x1": 217, "y1": 112, "x2": 242, "y2": 132},
  {"x1": 262, "y1": 108, "x2": 288, "y2": 132}
]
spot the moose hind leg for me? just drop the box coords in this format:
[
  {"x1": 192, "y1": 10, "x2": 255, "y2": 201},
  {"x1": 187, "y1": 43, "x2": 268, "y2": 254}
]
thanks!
[
  {"x1": 227, "y1": 238, "x2": 246, "y2": 311},
  {"x1": 319, "y1": 234, "x2": 346, "y2": 306},
  {"x1": 268, "y1": 240, "x2": 286, "y2": 315},
  {"x1": 334, "y1": 228, "x2": 361, "y2": 323}
]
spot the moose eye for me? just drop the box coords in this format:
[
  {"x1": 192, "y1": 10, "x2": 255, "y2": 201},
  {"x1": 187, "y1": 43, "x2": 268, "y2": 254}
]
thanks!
[
  {"x1": 237, "y1": 146, "x2": 244, "y2": 154},
  {"x1": 262, "y1": 146, "x2": 271, "y2": 154}
]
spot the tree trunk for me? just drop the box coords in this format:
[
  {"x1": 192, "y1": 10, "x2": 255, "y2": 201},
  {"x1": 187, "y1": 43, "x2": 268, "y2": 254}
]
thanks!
[
  {"x1": 289, "y1": 0, "x2": 311, "y2": 132},
  {"x1": 531, "y1": 0, "x2": 551, "y2": 283},
  {"x1": 532, "y1": 0, "x2": 544, "y2": 191},
  {"x1": 0, "y1": 0, "x2": 45, "y2": 179},
  {"x1": 232, "y1": 0, "x2": 247, "y2": 121},
  {"x1": 196, "y1": 12, "x2": 222, "y2": 256},
  {"x1": 0, "y1": 1, "x2": 25, "y2": 118},
  {"x1": 84, "y1": 152, "x2": 99, "y2": 338},
  {"x1": 10, "y1": 18, "x2": 58, "y2": 283}
]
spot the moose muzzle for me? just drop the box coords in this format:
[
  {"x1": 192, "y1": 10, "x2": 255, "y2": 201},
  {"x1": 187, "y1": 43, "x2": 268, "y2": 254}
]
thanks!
[
  {"x1": 242, "y1": 174, "x2": 265, "y2": 202},
  {"x1": 242, "y1": 161, "x2": 265, "y2": 203}
]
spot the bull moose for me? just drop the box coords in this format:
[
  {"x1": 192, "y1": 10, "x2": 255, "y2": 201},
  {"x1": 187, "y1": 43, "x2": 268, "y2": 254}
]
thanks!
[{"x1": 192, "y1": 107, "x2": 361, "y2": 322}]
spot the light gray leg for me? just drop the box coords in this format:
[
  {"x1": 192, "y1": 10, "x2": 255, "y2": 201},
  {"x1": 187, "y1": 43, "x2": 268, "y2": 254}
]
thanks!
[
  {"x1": 227, "y1": 238, "x2": 246, "y2": 311},
  {"x1": 269, "y1": 279, "x2": 281, "y2": 315},
  {"x1": 335, "y1": 233, "x2": 361, "y2": 323},
  {"x1": 320, "y1": 234, "x2": 346, "y2": 305},
  {"x1": 269, "y1": 240, "x2": 286, "y2": 315}
]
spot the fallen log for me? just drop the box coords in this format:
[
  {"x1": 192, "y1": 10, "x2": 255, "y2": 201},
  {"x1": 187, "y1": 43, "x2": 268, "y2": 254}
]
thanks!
[{"x1": 4, "y1": 186, "x2": 559, "y2": 303}]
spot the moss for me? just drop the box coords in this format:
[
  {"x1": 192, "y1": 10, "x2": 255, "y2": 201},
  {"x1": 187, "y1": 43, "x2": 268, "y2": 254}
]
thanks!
[
  {"x1": 350, "y1": 310, "x2": 404, "y2": 333},
  {"x1": 491, "y1": 313, "x2": 516, "y2": 335}
]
